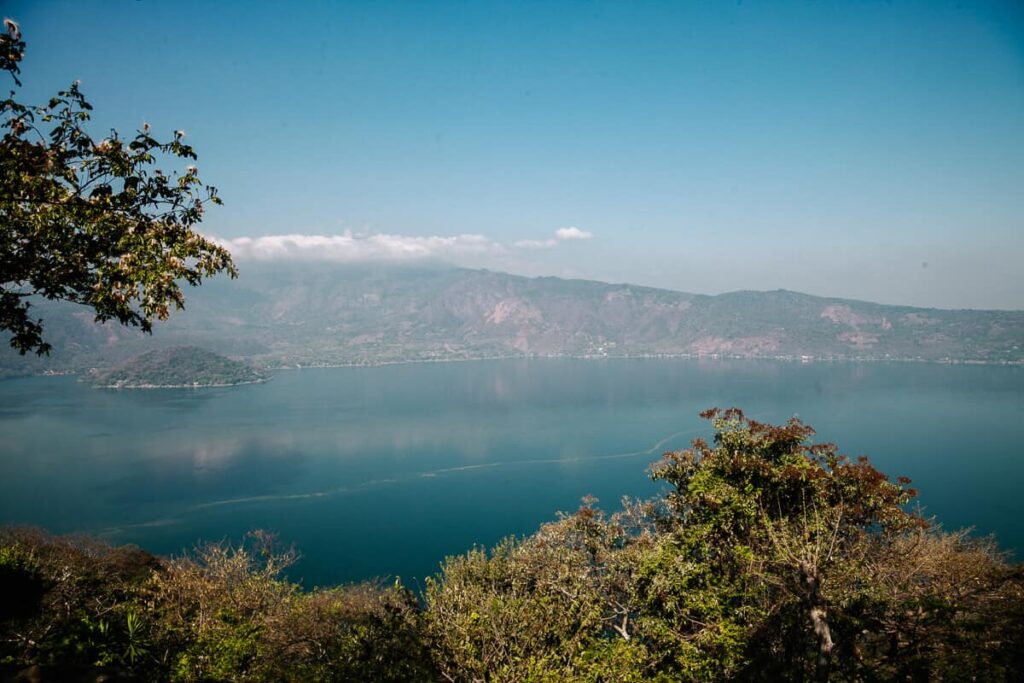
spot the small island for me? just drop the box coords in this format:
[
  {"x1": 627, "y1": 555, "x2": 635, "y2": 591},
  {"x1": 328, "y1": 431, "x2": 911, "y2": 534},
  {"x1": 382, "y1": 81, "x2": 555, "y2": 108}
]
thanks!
[{"x1": 90, "y1": 346, "x2": 267, "y2": 389}]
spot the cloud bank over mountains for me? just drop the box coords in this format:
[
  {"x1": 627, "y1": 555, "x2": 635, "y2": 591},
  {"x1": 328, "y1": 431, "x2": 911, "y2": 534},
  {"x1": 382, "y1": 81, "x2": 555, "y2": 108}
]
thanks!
[
  {"x1": 513, "y1": 226, "x2": 594, "y2": 249},
  {"x1": 213, "y1": 227, "x2": 592, "y2": 264}
]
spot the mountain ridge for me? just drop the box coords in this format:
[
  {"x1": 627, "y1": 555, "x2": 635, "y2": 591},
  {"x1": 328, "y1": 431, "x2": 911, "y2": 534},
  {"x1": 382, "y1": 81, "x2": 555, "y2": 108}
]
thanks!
[{"x1": 2, "y1": 264, "x2": 1021, "y2": 376}]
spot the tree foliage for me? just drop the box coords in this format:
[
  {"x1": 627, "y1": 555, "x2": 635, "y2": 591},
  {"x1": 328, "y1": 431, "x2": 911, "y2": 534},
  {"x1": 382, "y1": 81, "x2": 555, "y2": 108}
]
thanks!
[
  {"x1": 0, "y1": 529, "x2": 435, "y2": 682},
  {"x1": 0, "y1": 19, "x2": 235, "y2": 355},
  {"x1": 426, "y1": 408, "x2": 1024, "y2": 682}
]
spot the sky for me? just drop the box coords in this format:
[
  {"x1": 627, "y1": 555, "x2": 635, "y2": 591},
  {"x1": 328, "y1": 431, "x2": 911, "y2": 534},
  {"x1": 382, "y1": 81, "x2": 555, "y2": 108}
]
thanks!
[{"x1": 7, "y1": 0, "x2": 1024, "y2": 309}]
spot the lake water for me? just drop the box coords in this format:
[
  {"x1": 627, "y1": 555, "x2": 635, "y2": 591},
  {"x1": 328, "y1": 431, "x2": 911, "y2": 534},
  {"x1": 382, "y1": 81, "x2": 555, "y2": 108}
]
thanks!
[{"x1": 1, "y1": 359, "x2": 1022, "y2": 586}]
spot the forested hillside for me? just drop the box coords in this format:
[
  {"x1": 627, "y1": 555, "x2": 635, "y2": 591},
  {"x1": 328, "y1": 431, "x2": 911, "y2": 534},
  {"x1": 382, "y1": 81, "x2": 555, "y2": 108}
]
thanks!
[
  {"x1": 3, "y1": 265, "x2": 1022, "y2": 377},
  {"x1": 88, "y1": 347, "x2": 265, "y2": 388}
]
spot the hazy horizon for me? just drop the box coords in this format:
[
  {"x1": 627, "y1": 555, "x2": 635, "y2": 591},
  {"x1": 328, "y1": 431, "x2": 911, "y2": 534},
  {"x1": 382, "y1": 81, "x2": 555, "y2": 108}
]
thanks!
[
  {"x1": 223, "y1": 256, "x2": 1024, "y2": 312},
  {"x1": 8, "y1": 0, "x2": 1023, "y2": 309}
]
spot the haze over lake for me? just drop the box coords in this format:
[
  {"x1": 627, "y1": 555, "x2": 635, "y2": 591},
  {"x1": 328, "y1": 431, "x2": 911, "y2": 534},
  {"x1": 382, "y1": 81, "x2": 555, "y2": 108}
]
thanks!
[{"x1": 1, "y1": 358, "x2": 1021, "y2": 587}]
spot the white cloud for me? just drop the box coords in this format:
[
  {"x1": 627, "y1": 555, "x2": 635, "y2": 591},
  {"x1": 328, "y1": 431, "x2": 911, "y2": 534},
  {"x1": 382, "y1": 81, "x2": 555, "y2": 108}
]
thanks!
[
  {"x1": 512, "y1": 238, "x2": 559, "y2": 249},
  {"x1": 213, "y1": 231, "x2": 504, "y2": 262},
  {"x1": 213, "y1": 226, "x2": 594, "y2": 262},
  {"x1": 554, "y1": 226, "x2": 593, "y2": 241},
  {"x1": 512, "y1": 226, "x2": 594, "y2": 250}
]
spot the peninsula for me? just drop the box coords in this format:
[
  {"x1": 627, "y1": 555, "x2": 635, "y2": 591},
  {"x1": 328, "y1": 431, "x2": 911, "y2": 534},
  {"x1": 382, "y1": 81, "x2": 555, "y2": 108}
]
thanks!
[{"x1": 89, "y1": 347, "x2": 266, "y2": 389}]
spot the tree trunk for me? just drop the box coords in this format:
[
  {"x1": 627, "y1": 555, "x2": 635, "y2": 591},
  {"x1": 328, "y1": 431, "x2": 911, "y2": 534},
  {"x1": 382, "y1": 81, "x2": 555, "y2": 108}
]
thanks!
[
  {"x1": 810, "y1": 605, "x2": 834, "y2": 682},
  {"x1": 801, "y1": 561, "x2": 834, "y2": 682}
]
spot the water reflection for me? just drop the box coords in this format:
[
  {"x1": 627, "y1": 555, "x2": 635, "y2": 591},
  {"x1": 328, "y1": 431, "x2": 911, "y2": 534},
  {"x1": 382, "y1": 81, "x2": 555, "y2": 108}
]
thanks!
[
  {"x1": 0, "y1": 359, "x2": 1021, "y2": 586},
  {"x1": 96, "y1": 436, "x2": 307, "y2": 507}
]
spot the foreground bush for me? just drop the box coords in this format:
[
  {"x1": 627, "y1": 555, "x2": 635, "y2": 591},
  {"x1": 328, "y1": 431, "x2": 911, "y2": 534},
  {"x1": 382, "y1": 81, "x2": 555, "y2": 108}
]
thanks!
[
  {"x1": 425, "y1": 409, "x2": 1024, "y2": 682},
  {"x1": 3, "y1": 409, "x2": 1022, "y2": 681},
  {"x1": 0, "y1": 531, "x2": 434, "y2": 682},
  {"x1": 0, "y1": 528, "x2": 159, "y2": 679}
]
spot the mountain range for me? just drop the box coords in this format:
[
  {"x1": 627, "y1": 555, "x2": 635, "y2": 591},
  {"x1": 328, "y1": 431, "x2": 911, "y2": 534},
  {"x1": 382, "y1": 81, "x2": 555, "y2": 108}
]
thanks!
[{"x1": 3, "y1": 263, "x2": 1022, "y2": 377}]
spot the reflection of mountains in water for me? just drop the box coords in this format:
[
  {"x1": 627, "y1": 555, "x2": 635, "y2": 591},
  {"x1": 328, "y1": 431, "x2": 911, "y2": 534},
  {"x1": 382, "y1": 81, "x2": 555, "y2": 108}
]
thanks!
[
  {"x1": 97, "y1": 425, "x2": 700, "y2": 541},
  {"x1": 5, "y1": 264, "x2": 1023, "y2": 375}
]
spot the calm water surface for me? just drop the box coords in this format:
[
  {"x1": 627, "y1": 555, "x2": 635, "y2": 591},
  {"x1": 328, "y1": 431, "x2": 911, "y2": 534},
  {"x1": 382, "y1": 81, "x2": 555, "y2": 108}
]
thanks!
[{"x1": 1, "y1": 359, "x2": 1022, "y2": 586}]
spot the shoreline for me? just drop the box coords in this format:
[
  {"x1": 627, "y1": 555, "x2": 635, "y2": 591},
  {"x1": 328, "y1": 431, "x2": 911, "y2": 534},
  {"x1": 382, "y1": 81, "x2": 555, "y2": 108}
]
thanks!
[
  {"x1": 5, "y1": 353, "x2": 1023, "y2": 382},
  {"x1": 91, "y1": 377, "x2": 268, "y2": 390},
  {"x1": 262, "y1": 352, "x2": 1024, "y2": 372}
]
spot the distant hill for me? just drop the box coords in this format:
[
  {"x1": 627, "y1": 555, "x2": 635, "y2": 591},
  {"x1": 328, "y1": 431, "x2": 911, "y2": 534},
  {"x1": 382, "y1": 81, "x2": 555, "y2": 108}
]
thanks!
[
  {"x1": 3, "y1": 264, "x2": 1022, "y2": 376},
  {"x1": 88, "y1": 347, "x2": 265, "y2": 388}
]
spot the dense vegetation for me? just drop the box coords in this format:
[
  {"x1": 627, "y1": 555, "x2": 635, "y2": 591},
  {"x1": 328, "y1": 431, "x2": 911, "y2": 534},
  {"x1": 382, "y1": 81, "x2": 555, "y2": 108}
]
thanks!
[
  {"x1": 89, "y1": 347, "x2": 265, "y2": 388},
  {"x1": 2, "y1": 410, "x2": 1022, "y2": 681}
]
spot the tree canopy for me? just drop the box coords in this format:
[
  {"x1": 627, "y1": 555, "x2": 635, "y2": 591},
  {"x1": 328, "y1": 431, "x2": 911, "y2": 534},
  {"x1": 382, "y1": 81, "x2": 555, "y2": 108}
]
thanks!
[
  {"x1": 426, "y1": 408, "x2": 1023, "y2": 682},
  {"x1": 0, "y1": 19, "x2": 235, "y2": 355}
]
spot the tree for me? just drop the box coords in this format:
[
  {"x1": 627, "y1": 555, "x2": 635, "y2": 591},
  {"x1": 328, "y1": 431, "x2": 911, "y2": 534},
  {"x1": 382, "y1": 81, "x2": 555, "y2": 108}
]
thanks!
[
  {"x1": 648, "y1": 407, "x2": 925, "y2": 681},
  {"x1": 426, "y1": 408, "x2": 1024, "y2": 681},
  {"x1": 0, "y1": 19, "x2": 235, "y2": 355}
]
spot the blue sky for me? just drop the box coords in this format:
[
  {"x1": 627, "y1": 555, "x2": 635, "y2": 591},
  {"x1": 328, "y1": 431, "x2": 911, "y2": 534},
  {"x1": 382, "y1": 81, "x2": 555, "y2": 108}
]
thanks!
[{"x1": 8, "y1": 0, "x2": 1024, "y2": 308}]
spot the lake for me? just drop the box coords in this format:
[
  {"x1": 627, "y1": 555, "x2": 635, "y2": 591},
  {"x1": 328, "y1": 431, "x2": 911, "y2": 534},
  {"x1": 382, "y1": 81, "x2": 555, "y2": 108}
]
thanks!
[{"x1": 1, "y1": 358, "x2": 1022, "y2": 587}]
